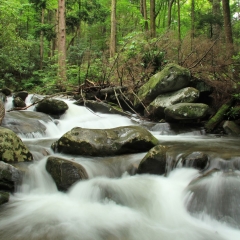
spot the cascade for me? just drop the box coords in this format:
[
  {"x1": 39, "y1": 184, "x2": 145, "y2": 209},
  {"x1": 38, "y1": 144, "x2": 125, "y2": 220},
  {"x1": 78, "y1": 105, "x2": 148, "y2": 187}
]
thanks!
[{"x1": 1, "y1": 97, "x2": 240, "y2": 240}]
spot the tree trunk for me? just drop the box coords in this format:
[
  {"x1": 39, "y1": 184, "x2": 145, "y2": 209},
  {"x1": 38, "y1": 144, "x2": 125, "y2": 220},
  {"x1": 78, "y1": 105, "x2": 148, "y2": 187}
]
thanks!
[
  {"x1": 191, "y1": 0, "x2": 195, "y2": 45},
  {"x1": 58, "y1": 0, "x2": 67, "y2": 88},
  {"x1": 222, "y1": 0, "x2": 234, "y2": 57},
  {"x1": 110, "y1": 0, "x2": 117, "y2": 58},
  {"x1": 212, "y1": 0, "x2": 221, "y2": 39},
  {"x1": 167, "y1": 0, "x2": 175, "y2": 29},
  {"x1": 140, "y1": 0, "x2": 148, "y2": 31},
  {"x1": 150, "y1": 0, "x2": 156, "y2": 37},
  {"x1": 40, "y1": 8, "x2": 45, "y2": 70}
]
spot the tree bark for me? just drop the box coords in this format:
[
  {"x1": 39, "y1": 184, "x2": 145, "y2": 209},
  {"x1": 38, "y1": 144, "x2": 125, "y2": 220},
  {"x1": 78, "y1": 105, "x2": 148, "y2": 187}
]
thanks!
[
  {"x1": 140, "y1": 0, "x2": 148, "y2": 31},
  {"x1": 110, "y1": 0, "x2": 117, "y2": 58},
  {"x1": 167, "y1": 0, "x2": 175, "y2": 29},
  {"x1": 212, "y1": 0, "x2": 221, "y2": 39},
  {"x1": 58, "y1": 0, "x2": 67, "y2": 87},
  {"x1": 222, "y1": 0, "x2": 234, "y2": 57},
  {"x1": 40, "y1": 8, "x2": 45, "y2": 70},
  {"x1": 150, "y1": 0, "x2": 156, "y2": 37}
]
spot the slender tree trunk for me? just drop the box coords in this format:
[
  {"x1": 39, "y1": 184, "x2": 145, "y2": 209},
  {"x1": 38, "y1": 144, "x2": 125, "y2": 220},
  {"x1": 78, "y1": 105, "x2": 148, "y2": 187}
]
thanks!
[
  {"x1": 177, "y1": 0, "x2": 181, "y2": 63},
  {"x1": 110, "y1": 0, "x2": 117, "y2": 57},
  {"x1": 212, "y1": 0, "x2": 221, "y2": 39},
  {"x1": 167, "y1": 0, "x2": 175, "y2": 29},
  {"x1": 140, "y1": 0, "x2": 148, "y2": 31},
  {"x1": 222, "y1": 0, "x2": 234, "y2": 57},
  {"x1": 40, "y1": 8, "x2": 45, "y2": 70},
  {"x1": 191, "y1": 0, "x2": 195, "y2": 46},
  {"x1": 150, "y1": 0, "x2": 156, "y2": 37},
  {"x1": 58, "y1": 0, "x2": 67, "y2": 87}
]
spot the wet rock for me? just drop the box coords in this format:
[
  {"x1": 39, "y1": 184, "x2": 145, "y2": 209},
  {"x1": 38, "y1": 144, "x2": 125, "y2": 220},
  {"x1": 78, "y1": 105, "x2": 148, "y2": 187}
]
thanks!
[
  {"x1": 0, "y1": 127, "x2": 33, "y2": 162},
  {"x1": 1, "y1": 87, "x2": 12, "y2": 96},
  {"x1": 181, "y1": 152, "x2": 209, "y2": 171},
  {"x1": 0, "y1": 161, "x2": 23, "y2": 192},
  {"x1": 13, "y1": 91, "x2": 28, "y2": 101},
  {"x1": 13, "y1": 97, "x2": 26, "y2": 108},
  {"x1": 134, "y1": 63, "x2": 191, "y2": 108},
  {"x1": 0, "y1": 92, "x2": 6, "y2": 103},
  {"x1": 0, "y1": 191, "x2": 9, "y2": 205},
  {"x1": 51, "y1": 126, "x2": 159, "y2": 156},
  {"x1": 223, "y1": 121, "x2": 240, "y2": 136},
  {"x1": 137, "y1": 145, "x2": 169, "y2": 175},
  {"x1": 36, "y1": 98, "x2": 68, "y2": 116},
  {"x1": 164, "y1": 103, "x2": 209, "y2": 121},
  {"x1": 2, "y1": 111, "x2": 51, "y2": 135},
  {"x1": 46, "y1": 156, "x2": 88, "y2": 191},
  {"x1": 145, "y1": 87, "x2": 199, "y2": 119}
]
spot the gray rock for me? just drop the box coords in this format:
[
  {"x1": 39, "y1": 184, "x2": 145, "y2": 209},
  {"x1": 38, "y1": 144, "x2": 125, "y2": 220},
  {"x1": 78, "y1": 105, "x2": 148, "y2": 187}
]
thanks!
[
  {"x1": 164, "y1": 103, "x2": 209, "y2": 121},
  {"x1": 0, "y1": 127, "x2": 33, "y2": 162},
  {"x1": 134, "y1": 63, "x2": 191, "y2": 107},
  {"x1": 0, "y1": 161, "x2": 23, "y2": 192},
  {"x1": 46, "y1": 156, "x2": 88, "y2": 191},
  {"x1": 13, "y1": 97, "x2": 26, "y2": 108},
  {"x1": 13, "y1": 91, "x2": 28, "y2": 101},
  {"x1": 51, "y1": 126, "x2": 159, "y2": 156},
  {"x1": 223, "y1": 121, "x2": 240, "y2": 136},
  {"x1": 145, "y1": 87, "x2": 199, "y2": 119}
]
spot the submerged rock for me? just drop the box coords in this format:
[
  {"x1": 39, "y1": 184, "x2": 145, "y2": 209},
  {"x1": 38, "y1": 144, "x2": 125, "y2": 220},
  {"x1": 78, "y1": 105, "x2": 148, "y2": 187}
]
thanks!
[
  {"x1": 51, "y1": 126, "x2": 159, "y2": 156},
  {"x1": 137, "y1": 145, "x2": 169, "y2": 175},
  {"x1": 0, "y1": 127, "x2": 33, "y2": 162},
  {"x1": 135, "y1": 63, "x2": 191, "y2": 108},
  {"x1": 46, "y1": 156, "x2": 88, "y2": 191}
]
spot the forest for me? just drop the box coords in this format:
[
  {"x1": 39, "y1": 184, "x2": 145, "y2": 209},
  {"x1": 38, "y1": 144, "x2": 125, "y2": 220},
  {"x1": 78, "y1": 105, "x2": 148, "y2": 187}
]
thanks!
[{"x1": 0, "y1": 0, "x2": 239, "y2": 112}]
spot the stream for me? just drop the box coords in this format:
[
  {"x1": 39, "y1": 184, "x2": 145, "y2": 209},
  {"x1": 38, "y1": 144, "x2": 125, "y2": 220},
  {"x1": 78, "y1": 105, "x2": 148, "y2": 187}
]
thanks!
[{"x1": 1, "y1": 96, "x2": 240, "y2": 240}]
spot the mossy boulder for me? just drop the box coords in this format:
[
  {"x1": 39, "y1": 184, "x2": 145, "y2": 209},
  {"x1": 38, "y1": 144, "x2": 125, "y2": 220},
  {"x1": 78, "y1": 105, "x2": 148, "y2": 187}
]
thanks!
[
  {"x1": 0, "y1": 127, "x2": 33, "y2": 162},
  {"x1": 164, "y1": 103, "x2": 209, "y2": 121},
  {"x1": 13, "y1": 97, "x2": 26, "y2": 108},
  {"x1": 13, "y1": 91, "x2": 28, "y2": 101},
  {"x1": 135, "y1": 63, "x2": 191, "y2": 108},
  {"x1": 145, "y1": 87, "x2": 199, "y2": 119},
  {"x1": 51, "y1": 126, "x2": 159, "y2": 156},
  {"x1": 0, "y1": 191, "x2": 9, "y2": 205},
  {"x1": 137, "y1": 145, "x2": 169, "y2": 175},
  {"x1": 36, "y1": 98, "x2": 68, "y2": 115},
  {"x1": 46, "y1": 156, "x2": 88, "y2": 191}
]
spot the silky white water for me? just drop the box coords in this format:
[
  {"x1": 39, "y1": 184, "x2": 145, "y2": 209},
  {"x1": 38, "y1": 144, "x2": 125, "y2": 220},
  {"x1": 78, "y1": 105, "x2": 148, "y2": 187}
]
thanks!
[{"x1": 1, "y1": 97, "x2": 240, "y2": 240}]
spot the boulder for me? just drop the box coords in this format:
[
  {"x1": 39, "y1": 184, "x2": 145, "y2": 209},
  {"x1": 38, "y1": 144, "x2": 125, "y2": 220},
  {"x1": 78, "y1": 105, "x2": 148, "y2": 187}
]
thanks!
[
  {"x1": 134, "y1": 63, "x2": 191, "y2": 108},
  {"x1": 13, "y1": 91, "x2": 28, "y2": 101},
  {"x1": 2, "y1": 111, "x2": 52, "y2": 135},
  {"x1": 136, "y1": 145, "x2": 169, "y2": 175},
  {"x1": 1, "y1": 87, "x2": 12, "y2": 96},
  {"x1": 36, "y1": 98, "x2": 68, "y2": 115},
  {"x1": 0, "y1": 191, "x2": 9, "y2": 205},
  {"x1": 0, "y1": 127, "x2": 33, "y2": 162},
  {"x1": 51, "y1": 126, "x2": 159, "y2": 156},
  {"x1": 0, "y1": 92, "x2": 6, "y2": 102},
  {"x1": 0, "y1": 100, "x2": 4, "y2": 125},
  {"x1": 164, "y1": 103, "x2": 209, "y2": 121},
  {"x1": 13, "y1": 97, "x2": 26, "y2": 108},
  {"x1": 46, "y1": 156, "x2": 88, "y2": 191},
  {"x1": 145, "y1": 87, "x2": 199, "y2": 119},
  {"x1": 223, "y1": 121, "x2": 240, "y2": 136},
  {"x1": 0, "y1": 161, "x2": 23, "y2": 192}
]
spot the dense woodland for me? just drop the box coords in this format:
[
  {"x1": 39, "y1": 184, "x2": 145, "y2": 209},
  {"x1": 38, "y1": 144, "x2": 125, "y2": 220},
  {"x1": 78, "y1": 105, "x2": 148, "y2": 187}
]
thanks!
[{"x1": 0, "y1": 0, "x2": 240, "y2": 112}]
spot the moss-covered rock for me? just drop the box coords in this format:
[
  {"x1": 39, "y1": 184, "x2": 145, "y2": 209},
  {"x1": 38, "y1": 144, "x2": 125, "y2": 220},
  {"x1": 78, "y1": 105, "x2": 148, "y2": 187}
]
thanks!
[
  {"x1": 135, "y1": 63, "x2": 191, "y2": 107},
  {"x1": 0, "y1": 127, "x2": 33, "y2": 162},
  {"x1": 13, "y1": 97, "x2": 26, "y2": 108},
  {"x1": 13, "y1": 91, "x2": 28, "y2": 101},
  {"x1": 0, "y1": 100, "x2": 4, "y2": 125},
  {"x1": 145, "y1": 87, "x2": 199, "y2": 119},
  {"x1": 137, "y1": 145, "x2": 169, "y2": 175},
  {"x1": 51, "y1": 126, "x2": 159, "y2": 156},
  {"x1": 164, "y1": 103, "x2": 209, "y2": 121},
  {"x1": 0, "y1": 191, "x2": 10, "y2": 205},
  {"x1": 46, "y1": 156, "x2": 88, "y2": 191}
]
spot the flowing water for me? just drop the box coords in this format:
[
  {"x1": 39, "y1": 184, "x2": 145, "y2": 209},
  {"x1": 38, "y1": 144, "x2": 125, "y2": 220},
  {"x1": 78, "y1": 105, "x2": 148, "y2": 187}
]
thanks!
[{"x1": 1, "y1": 96, "x2": 240, "y2": 240}]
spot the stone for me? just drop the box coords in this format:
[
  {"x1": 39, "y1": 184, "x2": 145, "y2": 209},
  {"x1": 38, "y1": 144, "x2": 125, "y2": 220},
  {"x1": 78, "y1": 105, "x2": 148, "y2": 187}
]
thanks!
[
  {"x1": 51, "y1": 125, "x2": 159, "y2": 156},
  {"x1": 223, "y1": 121, "x2": 240, "y2": 136},
  {"x1": 46, "y1": 156, "x2": 88, "y2": 191}
]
